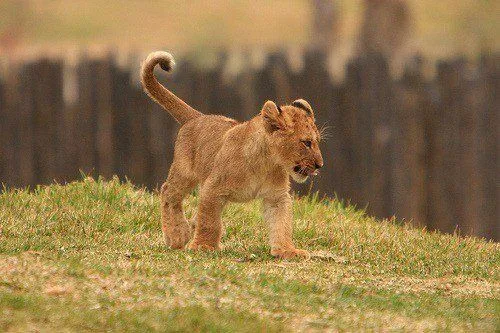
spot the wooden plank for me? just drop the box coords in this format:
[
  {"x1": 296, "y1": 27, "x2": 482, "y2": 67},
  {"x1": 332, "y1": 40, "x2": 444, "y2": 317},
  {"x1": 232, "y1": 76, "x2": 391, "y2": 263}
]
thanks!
[
  {"x1": 58, "y1": 60, "x2": 79, "y2": 183},
  {"x1": 0, "y1": 76, "x2": 5, "y2": 185},
  {"x1": 16, "y1": 62, "x2": 36, "y2": 187},
  {"x1": 61, "y1": 104, "x2": 80, "y2": 182},
  {"x1": 111, "y1": 63, "x2": 132, "y2": 181},
  {"x1": 453, "y1": 60, "x2": 486, "y2": 238},
  {"x1": 339, "y1": 58, "x2": 364, "y2": 206},
  {"x1": 48, "y1": 59, "x2": 66, "y2": 183},
  {"x1": 328, "y1": 82, "x2": 346, "y2": 199},
  {"x1": 126, "y1": 86, "x2": 151, "y2": 187},
  {"x1": 479, "y1": 55, "x2": 499, "y2": 240},
  {"x1": 424, "y1": 70, "x2": 445, "y2": 233},
  {"x1": 148, "y1": 100, "x2": 174, "y2": 189},
  {"x1": 33, "y1": 59, "x2": 64, "y2": 184},
  {"x1": 95, "y1": 57, "x2": 114, "y2": 178},
  {"x1": 341, "y1": 54, "x2": 394, "y2": 218},
  {"x1": 427, "y1": 61, "x2": 453, "y2": 234},
  {"x1": 113, "y1": 57, "x2": 156, "y2": 188},
  {"x1": 76, "y1": 57, "x2": 98, "y2": 177},
  {"x1": 391, "y1": 58, "x2": 426, "y2": 226},
  {"x1": 0, "y1": 69, "x2": 19, "y2": 187},
  {"x1": 74, "y1": 56, "x2": 115, "y2": 180},
  {"x1": 430, "y1": 59, "x2": 466, "y2": 234},
  {"x1": 74, "y1": 57, "x2": 114, "y2": 180},
  {"x1": 362, "y1": 54, "x2": 393, "y2": 219}
]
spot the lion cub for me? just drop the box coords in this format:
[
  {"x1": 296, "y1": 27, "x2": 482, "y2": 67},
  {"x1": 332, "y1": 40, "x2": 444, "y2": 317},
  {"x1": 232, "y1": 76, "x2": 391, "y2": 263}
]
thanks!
[{"x1": 141, "y1": 51, "x2": 323, "y2": 259}]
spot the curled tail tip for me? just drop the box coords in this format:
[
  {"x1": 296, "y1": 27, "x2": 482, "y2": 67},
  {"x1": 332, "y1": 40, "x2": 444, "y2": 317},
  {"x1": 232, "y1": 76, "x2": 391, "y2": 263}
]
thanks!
[
  {"x1": 143, "y1": 51, "x2": 175, "y2": 73},
  {"x1": 140, "y1": 50, "x2": 202, "y2": 124}
]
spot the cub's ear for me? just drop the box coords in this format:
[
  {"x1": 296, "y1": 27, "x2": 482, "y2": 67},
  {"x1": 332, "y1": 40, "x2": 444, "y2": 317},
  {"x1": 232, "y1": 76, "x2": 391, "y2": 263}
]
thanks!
[
  {"x1": 292, "y1": 99, "x2": 314, "y2": 118},
  {"x1": 261, "y1": 100, "x2": 285, "y2": 133}
]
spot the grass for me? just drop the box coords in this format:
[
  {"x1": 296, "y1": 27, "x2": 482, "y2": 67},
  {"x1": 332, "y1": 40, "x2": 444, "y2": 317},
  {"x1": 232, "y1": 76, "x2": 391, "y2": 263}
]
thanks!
[
  {"x1": 0, "y1": 177, "x2": 499, "y2": 331},
  {"x1": 0, "y1": 0, "x2": 498, "y2": 58}
]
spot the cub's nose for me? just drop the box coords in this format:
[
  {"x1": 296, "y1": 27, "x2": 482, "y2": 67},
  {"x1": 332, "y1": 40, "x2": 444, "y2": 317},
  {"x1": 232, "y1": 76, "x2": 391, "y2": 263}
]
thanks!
[{"x1": 315, "y1": 162, "x2": 323, "y2": 169}]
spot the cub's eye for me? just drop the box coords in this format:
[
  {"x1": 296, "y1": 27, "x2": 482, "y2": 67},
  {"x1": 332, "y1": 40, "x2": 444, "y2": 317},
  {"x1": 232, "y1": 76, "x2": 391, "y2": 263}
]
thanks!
[{"x1": 302, "y1": 140, "x2": 312, "y2": 148}]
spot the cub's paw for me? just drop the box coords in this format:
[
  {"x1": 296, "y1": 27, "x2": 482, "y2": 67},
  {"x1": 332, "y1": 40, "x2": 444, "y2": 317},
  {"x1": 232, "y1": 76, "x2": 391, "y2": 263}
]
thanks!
[
  {"x1": 188, "y1": 242, "x2": 221, "y2": 251},
  {"x1": 271, "y1": 248, "x2": 311, "y2": 260},
  {"x1": 166, "y1": 226, "x2": 193, "y2": 250}
]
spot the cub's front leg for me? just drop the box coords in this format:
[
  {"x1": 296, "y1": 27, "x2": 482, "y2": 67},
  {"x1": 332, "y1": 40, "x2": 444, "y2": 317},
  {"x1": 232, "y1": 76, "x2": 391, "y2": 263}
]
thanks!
[{"x1": 263, "y1": 193, "x2": 310, "y2": 259}]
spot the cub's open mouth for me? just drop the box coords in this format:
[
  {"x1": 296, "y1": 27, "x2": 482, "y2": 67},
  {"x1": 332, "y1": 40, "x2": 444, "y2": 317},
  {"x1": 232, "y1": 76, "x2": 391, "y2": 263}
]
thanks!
[{"x1": 293, "y1": 165, "x2": 318, "y2": 177}]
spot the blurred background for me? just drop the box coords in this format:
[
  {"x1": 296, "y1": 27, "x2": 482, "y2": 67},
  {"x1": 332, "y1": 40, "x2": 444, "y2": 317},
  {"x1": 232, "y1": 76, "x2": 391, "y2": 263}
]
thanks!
[{"x1": 0, "y1": 0, "x2": 498, "y2": 240}]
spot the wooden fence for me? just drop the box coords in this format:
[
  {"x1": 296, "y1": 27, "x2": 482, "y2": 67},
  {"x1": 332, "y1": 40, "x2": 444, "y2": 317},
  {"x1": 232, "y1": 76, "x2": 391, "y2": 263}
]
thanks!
[{"x1": 0, "y1": 51, "x2": 498, "y2": 240}]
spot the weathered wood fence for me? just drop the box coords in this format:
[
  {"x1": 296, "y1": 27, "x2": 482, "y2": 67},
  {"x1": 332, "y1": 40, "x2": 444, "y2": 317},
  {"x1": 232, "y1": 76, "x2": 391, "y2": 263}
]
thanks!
[{"x1": 0, "y1": 51, "x2": 498, "y2": 240}]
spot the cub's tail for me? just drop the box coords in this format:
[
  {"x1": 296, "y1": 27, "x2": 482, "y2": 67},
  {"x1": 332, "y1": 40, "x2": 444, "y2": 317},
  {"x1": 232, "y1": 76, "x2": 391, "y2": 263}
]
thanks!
[{"x1": 141, "y1": 51, "x2": 202, "y2": 124}]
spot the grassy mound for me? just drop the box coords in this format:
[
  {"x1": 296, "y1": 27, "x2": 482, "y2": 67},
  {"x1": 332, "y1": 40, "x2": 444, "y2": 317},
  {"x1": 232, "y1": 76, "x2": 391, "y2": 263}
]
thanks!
[{"x1": 0, "y1": 177, "x2": 498, "y2": 331}]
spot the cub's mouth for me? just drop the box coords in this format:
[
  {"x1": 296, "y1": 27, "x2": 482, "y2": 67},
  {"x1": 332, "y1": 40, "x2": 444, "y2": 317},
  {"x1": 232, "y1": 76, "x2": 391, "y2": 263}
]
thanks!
[
  {"x1": 293, "y1": 165, "x2": 319, "y2": 177},
  {"x1": 291, "y1": 164, "x2": 319, "y2": 183}
]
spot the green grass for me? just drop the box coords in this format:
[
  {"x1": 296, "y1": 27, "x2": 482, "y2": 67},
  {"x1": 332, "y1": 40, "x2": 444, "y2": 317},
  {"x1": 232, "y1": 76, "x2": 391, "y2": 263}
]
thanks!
[
  {"x1": 0, "y1": 177, "x2": 499, "y2": 332},
  {"x1": 0, "y1": 0, "x2": 498, "y2": 58}
]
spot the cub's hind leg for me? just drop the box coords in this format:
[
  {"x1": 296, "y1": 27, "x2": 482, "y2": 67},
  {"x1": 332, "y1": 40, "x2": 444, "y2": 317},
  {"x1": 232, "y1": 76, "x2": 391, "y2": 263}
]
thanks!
[
  {"x1": 160, "y1": 167, "x2": 197, "y2": 249},
  {"x1": 189, "y1": 181, "x2": 227, "y2": 251}
]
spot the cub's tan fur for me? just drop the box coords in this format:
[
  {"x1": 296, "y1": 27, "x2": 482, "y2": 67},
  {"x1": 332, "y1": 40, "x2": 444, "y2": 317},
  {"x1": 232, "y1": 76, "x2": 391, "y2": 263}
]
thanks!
[{"x1": 141, "y1": 51, "x2": 323, "y2": 259}]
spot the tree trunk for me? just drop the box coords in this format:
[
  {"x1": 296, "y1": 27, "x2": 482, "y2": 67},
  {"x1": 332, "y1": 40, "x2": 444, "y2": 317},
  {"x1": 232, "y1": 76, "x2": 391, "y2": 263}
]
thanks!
[
  {"x1": 359, "y1": 0, "x2": 411, "y2": 58},
  {"x1": 310, "y1": 0, "x2": 340, "y2": 51}
]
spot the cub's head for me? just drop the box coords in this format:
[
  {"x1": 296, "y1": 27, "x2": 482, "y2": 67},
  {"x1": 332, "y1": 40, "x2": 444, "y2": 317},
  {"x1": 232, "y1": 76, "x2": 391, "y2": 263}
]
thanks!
[{"x1": 261, "y1": 99, "x2": 324, "y2": 183}]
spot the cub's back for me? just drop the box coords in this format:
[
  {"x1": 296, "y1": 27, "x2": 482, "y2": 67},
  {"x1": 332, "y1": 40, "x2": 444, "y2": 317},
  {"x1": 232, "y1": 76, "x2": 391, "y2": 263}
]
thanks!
[{"x1": 174, "y1": 114, "x2": 239, "y2": 181}]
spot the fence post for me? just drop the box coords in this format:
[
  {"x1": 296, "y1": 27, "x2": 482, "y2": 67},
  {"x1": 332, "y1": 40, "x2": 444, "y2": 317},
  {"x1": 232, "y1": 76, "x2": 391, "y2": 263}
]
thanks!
[
  {"x1": 75, "y1": 56, "x2": 115, "y2": 179},
  {"x1": 111, "y1": 62, "x2": 131, "y2": 181},
  {"x1": 362, "y1": 54, "x2": 394, "y2": 219},
  {"x1": 391, "y1": 57, "x2": 427, "y2": 226},
  {"x1": 95, "y1": 57, "x2": 114, "y2": 178},
  {"x1": 425, "y1": 70, "x2": 443, "y2": 233},
  {"x1": 16, "y1": 62, "x2": 37, "y2": 186},
  {"x1": 342, "y1": 54, "x2": 394, "y2": 218},
  {"x1": 125, "y1": 82, "x2": 151, "y2": 187},
  {"x1": 58, "y1": 59, "x2": 79, "y2": 182},
  {"x1": 339, "y1": 59, "x2": 363, "y2": 206},
  {"x1": 34, "y1": 59, "x2": 64, "y2": 184},
  {"x1": 148, "y1": 99, "x2": 174, "y2": 189},
  {"x1": 429, "y1": 59, "x2": 467, "y2": 234},
  {"x1": 451, "y1": 59, "x2": 488, "y2": 238},
  {"x1": 480, "y1": 55, "x2": 499, "y2": 240},
  {"x1": 0, "y1": 70, "x2": 19, "y2": 187},
  {"x1": 76, "y1": 56, "x2": 98, "y2": 177},
  {"x1": 0, "y1": 77, "x2": 5, "y2": 185}
]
